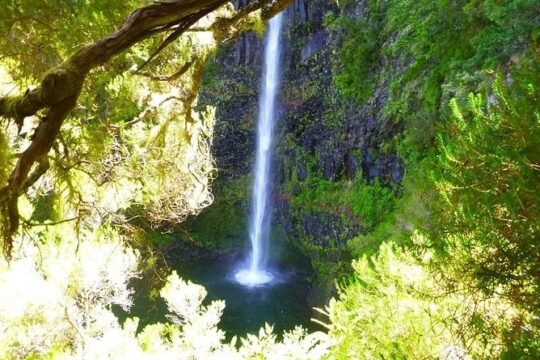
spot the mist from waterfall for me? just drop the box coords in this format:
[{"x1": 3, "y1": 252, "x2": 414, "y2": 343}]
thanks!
[{"x1": 234, "y1": 13, "x2": 283, "y2": 287}]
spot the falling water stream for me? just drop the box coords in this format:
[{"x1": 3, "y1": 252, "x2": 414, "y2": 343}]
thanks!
[
  {"x1": 234, "y1": 13, "x2": 283, "y2": 286},
  {"x1": 118, "y1": 12, "x2": 323, "y2": 335}
]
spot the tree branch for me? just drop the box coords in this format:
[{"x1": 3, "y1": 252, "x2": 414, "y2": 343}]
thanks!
[
  {"x1": 0, "y1": 0, "x2": 292, "y2": 258},
  {"x1": 136, "y1": 59, "x2": 195, "y2": 82}
]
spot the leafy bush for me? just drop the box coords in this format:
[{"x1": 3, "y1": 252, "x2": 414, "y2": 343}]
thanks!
[
  {"x1": 326, "y1": 239, "x2": 532, "y2": 359},
  {"x1": 350, "y1": 180, "x2": 396, "y2": 229},
  {"x1": 0, "y1": 229, "x2": 330, "y2": 359},
  {"x1": 330, "y1": 0, "x2": 383, "y2": 103},
  {"x1": 289, "y1": 175, "x2": 396, "y2": 230},
  {"x1": 434, "y1": 60, "x2": 540, "y2": 313}
]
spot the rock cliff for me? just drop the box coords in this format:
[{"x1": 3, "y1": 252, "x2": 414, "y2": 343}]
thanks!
[{"x1": 192, "y1": 0, "x2": 407, "y2": 291}]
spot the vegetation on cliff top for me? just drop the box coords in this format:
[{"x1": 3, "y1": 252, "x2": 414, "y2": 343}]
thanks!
[{"x1": 320, "y1": 0, "x2": 540, "y2": 357}]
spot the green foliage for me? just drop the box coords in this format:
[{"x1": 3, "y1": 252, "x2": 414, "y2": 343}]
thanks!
[
  {"x1": 30, "y1": 193, "x2": 59, "y2": 223},
  {"x1": 0, "y1": 128, "x2": 11, "y2": 187},
  {"x1": 294, "y1": 235, "x2": 351, "y2": 291},
  {"x1": 0, "y1": 0, "x2": 538, "y2": 358},
  {"x1": 330, "y1": 0, "x2": 383, "y2": 103},
  {"x1": 464, "y1": 0, "x2": 540, "y2": 69},
  {"x1": 0, "y1": 0, "x2": 139, "y2": 80},
  {"x1": 289, "y1": 174, "x2": 396, "y2": 230},
  {"x1": 180, "y1": 176, "x2": 250, "y2": 251},
  {"x1": 144, "y1": 228, "x2": 176, "y2": 247},
  {"x1": 327, "y1": 239, "x2": 536, "y2": 359},
  {"x1": 324, "y1": 3, "x2": 540, "y2": 357},
  {"x1": 0, "y1": 232, "x2": 331, "y2": 359},
  {"x1": 350, "y1": 180, "x2": 395, "y2": 229},
  {"x1": 329, "y1": 242, "x2": 445, "y2": 358},
  {"x1": 434, "y1": 60, "x2": 540, "y2": 312},
  {"x1": 347, "y1": 156, "x2": 435, "y2": 269},
  {"x1": 201, "y1": 59, "x2": 257, "y2": 104},
  {"x1": 331, "y1": 0, "x2": 539, "y2": 151}
]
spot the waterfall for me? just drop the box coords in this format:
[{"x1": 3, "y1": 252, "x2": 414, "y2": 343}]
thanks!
[{"x1": 235, "y1": 13, "x2": 283, "y2": 287}]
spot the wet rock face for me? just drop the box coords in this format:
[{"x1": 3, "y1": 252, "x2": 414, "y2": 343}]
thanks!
[
  {"x1": 198, "y1": 0, "x2": 405, "y2": 275},
  {"x1": 277, "y1": 200, "x2": 363, "y2": 249},
  {"x1": 294, "y1": 0, "x2": 309, "y2": 23},
  {"x1": 269, "y1": 1, "x2": 404, "y2": 255},
  {"x1": 198, "y1": 17, "x2": 263, "y2": 180},
  {"x1": 300, "y1": 31, "x2": 326, "y2": 65},
  {"x1": 233, "y1": 31, "x2": 261, "y2": 66}
]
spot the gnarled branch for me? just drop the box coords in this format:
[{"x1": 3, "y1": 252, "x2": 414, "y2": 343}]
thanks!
[{"x1": 0, "y1": 0, "x2": 292, "y2": 258}]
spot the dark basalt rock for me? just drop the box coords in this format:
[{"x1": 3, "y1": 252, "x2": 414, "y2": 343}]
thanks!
[
  {"x1": 162, "y1": 238, "x2": 218, "y2": 263},
  {"x1": 195, "y1": 0, "x2": 406, "y2": 291},
  {"x1": 294, "y1": 0, "x2": 309, "y2": 23},
  {"x1": 344, "y1": 153, "x2": 359, "y2": 179},
  {"x1": 300, "y1": 31, "x2": 326, "y2": 65},
  {"x1": 299, "y1": 211, "x2": 361, "y2": 248},
  {"x1": 297, "y1": 158, "x2": 308, "y2": 181}
]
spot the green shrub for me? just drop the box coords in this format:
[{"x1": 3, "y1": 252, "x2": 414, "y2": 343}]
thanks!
[
  {"x1": 434, "y1": 59, "x2": 540, "y2": 313},
  {"x1": 327, "y1": 240, "x2": 522, "y2": 359},
  {"x1": 289, "y1": 174, "x2": 396, "y2": 230},
  {"x1": 330, "y1": 0, "x2": 383, "y2": 103},
  {"x1": 350, "y1": 180, "x2": 396, "y2": 229}
]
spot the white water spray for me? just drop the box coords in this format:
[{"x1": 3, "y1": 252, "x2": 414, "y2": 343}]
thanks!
[{"x1": 235, "y1": 13, "x2": 283, "y2": 287}]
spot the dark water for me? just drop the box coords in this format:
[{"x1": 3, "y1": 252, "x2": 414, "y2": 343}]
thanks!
[{"x1": 117, "y1": 235, "x2": 324, "y2": 339}]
